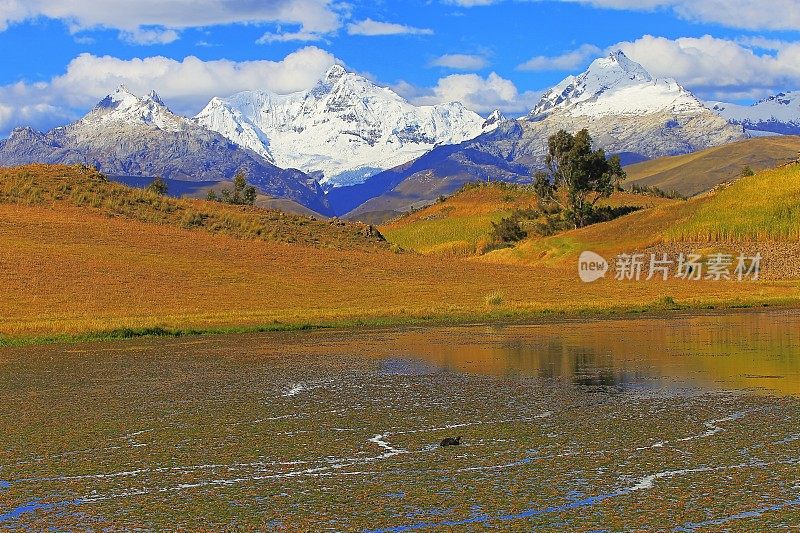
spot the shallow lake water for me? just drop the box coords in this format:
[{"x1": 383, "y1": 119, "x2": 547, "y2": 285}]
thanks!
[{"x1": 1, "y1": 309, "x2": 799, "y2": 530}]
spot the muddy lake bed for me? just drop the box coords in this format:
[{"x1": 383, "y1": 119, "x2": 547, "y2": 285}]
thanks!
[{"x1": 1, "y1": 310, "x2": 800, "y2": 530}]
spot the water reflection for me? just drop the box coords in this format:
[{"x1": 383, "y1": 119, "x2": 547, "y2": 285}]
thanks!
[{"x1": 372, "y1": 310, "x2": 800, "y2": 396}]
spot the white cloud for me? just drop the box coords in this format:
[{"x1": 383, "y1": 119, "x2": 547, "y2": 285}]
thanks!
[
  {"x1": 347, "y1": 18, "x2": 433, "y2": 36},
  {"x1": 0, "y1": 47, "x2": 338, "y2": 135},
  {"x1": 120, "y1": 28, "x2": 180, "y2": 45},
  {"x1": 406, "y1": 72, "x2": 541, "y2": 114},
  {"x1": 614, "y1": 35, "x2": 800, "y2": 100},
  {"x1": 429, "y1": 54, "x2": 489, "y2": 70},
  {"x1": 444, "y1": 0, "x2": 800, "y2": 31},
  {"x1": 0, "y1": 0, "x2": 342, "y2": 42},
  {"x1": 517, "y1": 44, "x2": 601, "y2": 71},
  {"x1": 256, "y1": 30, "x2": 322, "y2": 43}
]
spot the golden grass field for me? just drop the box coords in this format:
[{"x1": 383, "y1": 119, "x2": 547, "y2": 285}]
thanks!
[
  {"x1": 1, "y1": 164, "x2": 800, "y2": 341},
  {"x1": 668, "y1": 165, "x2": 800, "y2": 241}
]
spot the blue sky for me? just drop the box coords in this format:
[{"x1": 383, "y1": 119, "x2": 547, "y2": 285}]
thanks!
[{"x1": 1, "y1": 0, "x2": 800, "y2": 135}]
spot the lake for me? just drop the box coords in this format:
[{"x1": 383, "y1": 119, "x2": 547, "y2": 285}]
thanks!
[{"x1": 1, "y1": 309, "x2": 799, "y2": 530}]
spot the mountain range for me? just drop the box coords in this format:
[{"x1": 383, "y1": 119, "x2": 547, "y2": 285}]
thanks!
[
  {"x1": 711, "y1": 92, "x2": 800, "y2": 135},
  {"x1": 195, "y1": 64, "x2": 491, "y2": 189},
  {"x1": 2, "y1": 51, "x2": 799, "y2": 218}
]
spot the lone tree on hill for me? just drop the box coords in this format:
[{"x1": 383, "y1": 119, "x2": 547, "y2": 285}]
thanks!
[
  {"x1": 147, "y1": 176, "x2": 168, "y2": 196},
  {"x1": 206, "y1": 171, "x2": 257, "y2": 206},
  {"x1": 533, "y1": 129, "x2": 626, "y2": 228}
]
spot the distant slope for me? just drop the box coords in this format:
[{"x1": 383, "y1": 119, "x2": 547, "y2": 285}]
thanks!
[
  {"x1": 380, "y1": 183, "x2": 536, "y2": 256},
  {"x1": 625, "y1": 136, "x2": 800, "y2": 196},
  {"x1": 337, "y1": 121, "x2": 533, "y2": 221},
  {"x1": 0, "y1": 165, "x2": 382, "y2": 250}
]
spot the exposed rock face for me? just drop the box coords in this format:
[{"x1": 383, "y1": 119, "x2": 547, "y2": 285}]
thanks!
[
  {"x1": 195, "y1": 65, "x2": 490, "y2": 188},
  {"x1": 0, "y1": 87, "x2": 329, "y2": 213}
]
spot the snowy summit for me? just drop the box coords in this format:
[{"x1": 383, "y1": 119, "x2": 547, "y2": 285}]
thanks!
[
  {"x1": 195, "y1": 65, "x2": 489, "y2": 188},
  {"x1": 530, "y1": 50, "x2": 707, "y2": 119}
]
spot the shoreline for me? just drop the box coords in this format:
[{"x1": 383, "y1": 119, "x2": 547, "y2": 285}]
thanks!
[{"x1": 3, "y1": 296, "x2": 799, "y2": 349}]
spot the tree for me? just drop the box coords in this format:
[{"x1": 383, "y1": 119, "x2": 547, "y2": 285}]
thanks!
[
  {"x1": 534, "y1": 129, "x2": 626, "y2": 228},
  {"x1": 741, "y1": 165, "x2": 755, "y2": 178},
  {"x1": 148, "y1": 176, "x2": 168, "y2": 196},
  {"x1": 243, "y1": 185, "x2": 257, "y2": 206},
  {"x1": 205, "y1": 171, "x2": 257, "y2": 206},
  {"x1": 232, "y1": 171, "x2": 257, "y2": 206}
]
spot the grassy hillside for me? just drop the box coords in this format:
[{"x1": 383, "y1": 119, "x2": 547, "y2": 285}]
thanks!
[
  {"x1": 0, "y1": 165, "x2": 382, "y2": 250},
  {"x1": 0, "y1": 164, "x2": 799, "y2": 342},
  {"x1": 485, "y1": 164, "x2": 800, "y2": 269},
  {"x1": 626, "y1": 136, "x2": 800, "y2": 196},
  {"x1": 668, "y1": 164, "x2": 800, "y2": 241},
  {"x1": 380, "y1": 183, "x2": 535, "y2": 255},
  {"x1": 381, "y1": 182, "x2": 676, "y2": 256}
]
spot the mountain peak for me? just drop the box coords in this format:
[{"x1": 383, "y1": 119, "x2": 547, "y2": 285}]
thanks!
[
  {"x1": 530, "y1": 50, "x2": 704, "y2": 119},
  {"x1": 85, "y1": 86, "x2": 186, "y2": 131},
  {"x1": 583, "y1": 50, "x2": 653, "y2": 83},
  {"x1": 146, "y1": 90, "x2": 165, "y2": 106},
  {"x1": 196, "y1": 68, "x2": 486, "y2": 188},
  {"x1": 324, "y1": 64, "x2": 348, "y2": 83},
  {"x1": 482, "y1": 109, "x2": 506, "y2": 131}
]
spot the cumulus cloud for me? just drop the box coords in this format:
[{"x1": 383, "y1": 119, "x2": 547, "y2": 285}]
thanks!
[
  {"x1": 0, "y1": 47, "x2": 338, "y2": 135},
  {"x1": 444, "y1": 0, "x2": 800, "y2": 31},
  {"x1": 517, "y1": 44, "x2": 601, "y2": 71},
  {"x1": 429, "y1": 54, "x2": 489, "y2": 70},
  {"x1": 0, "y1": 0, "x2": 342, "y2": 43},
  {"x1": 405, "y1": 72, "x2": 541, "y2": 114},
  {"x1": 347, "y1": 19, "x2": 433, "y2": 36},
  {"x1": 614, "y1": 35, "x2": 800, "y2": 100}
]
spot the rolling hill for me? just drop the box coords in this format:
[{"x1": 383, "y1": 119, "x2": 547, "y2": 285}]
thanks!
[
  {"x1": 625, "y1": 136, "x2": 800, "y2": 196},
  {"x1": 381, "y1": 182, "x2": 678, "y2": 256},
  {"x1": 483, "y1": 163, "x2": 800, "y2": 280},
  {"x1": 0, "y1": 165, "x2": 383, "y2": 250}
]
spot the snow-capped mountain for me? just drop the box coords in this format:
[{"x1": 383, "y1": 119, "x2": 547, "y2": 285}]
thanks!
[
  {"x1": 195, "y1": 65, "x2": 488, "y2": 189},
  {"x1": 531, "y1": 50, "x2": 710, "y2": 119},
  {"x1": 82, "y1": 86, "x2": 189, "y2": 132},
  {"x1": 711, "y1": 92, "x2": 800, "y2": 135},
  {"x1": 341, "y1": 51, "x2": 748, "y2": 219},
  {"x1": 523, "y1": 51, "x2": 744, "y2": 160},
  {"x1": 0, "y1": 87, "x2": 328, "y2": 212}
]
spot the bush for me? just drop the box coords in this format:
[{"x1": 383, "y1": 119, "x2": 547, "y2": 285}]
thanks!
[{"x1": 491, "y1": 216, "x2": 527, "y2": 243}]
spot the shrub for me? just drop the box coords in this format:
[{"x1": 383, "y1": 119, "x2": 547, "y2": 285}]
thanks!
[{"x1": 491, "y1": 216, "x2": 527, "y2": 243}]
